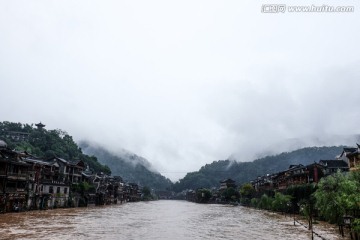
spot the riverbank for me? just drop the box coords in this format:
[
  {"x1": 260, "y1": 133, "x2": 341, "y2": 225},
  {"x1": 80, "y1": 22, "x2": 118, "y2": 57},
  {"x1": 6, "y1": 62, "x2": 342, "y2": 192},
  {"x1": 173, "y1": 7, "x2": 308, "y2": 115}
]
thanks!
[{"x1": 261, "y1": 209, "x2": 350, "y2": 240}]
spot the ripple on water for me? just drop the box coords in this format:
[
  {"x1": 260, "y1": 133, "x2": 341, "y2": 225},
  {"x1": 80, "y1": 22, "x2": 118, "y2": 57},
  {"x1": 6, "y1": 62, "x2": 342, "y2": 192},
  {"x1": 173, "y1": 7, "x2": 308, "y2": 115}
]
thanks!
[{"x1": 0, "y1": 201, "x2": 344, "y2": 240}]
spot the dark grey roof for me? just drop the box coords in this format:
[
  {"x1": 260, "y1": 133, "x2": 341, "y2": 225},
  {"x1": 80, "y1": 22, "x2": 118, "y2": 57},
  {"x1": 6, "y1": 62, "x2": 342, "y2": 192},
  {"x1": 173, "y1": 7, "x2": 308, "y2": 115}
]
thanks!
[
  {"x1": 82, "y1": 172, "x2": 94, "y2": 178},
  {"x1": 23, "y1": 158, "x2": 55, "y2": 166},
  {"x1": 319, "y1": 160, "x2": 349, "y2": 168},
  {"x1": 220, "y1": 178, "x2": 236, "y2": 183},
  {"x1": 343, "y1": 147, "x2": 357, "y2": 153},
  {"x1": 0, "y1": 140, "x2": 7, "y2": 148},
  {"x1": 35, "y1": 122, "x2": 45, "y2": 127},
  {"x1": 288, "y1": 164, "x2": 304, "y2": 169}
]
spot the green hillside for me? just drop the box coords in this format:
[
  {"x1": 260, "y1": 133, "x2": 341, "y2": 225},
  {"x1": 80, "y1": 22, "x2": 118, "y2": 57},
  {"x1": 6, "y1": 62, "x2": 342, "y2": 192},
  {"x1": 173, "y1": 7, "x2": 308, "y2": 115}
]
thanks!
[
  {"x1": 1, "y1": 121, "x2": 349, "y2": 193},
  {"x1": 0, "y1": 121, "x2": 111, "y2": 174},
  {"x1": 80, "y1": 141, "x2": 173, "y2": 191},
  {"x1": 173, "y1": 146, "x2": 345, "y2": 192}
]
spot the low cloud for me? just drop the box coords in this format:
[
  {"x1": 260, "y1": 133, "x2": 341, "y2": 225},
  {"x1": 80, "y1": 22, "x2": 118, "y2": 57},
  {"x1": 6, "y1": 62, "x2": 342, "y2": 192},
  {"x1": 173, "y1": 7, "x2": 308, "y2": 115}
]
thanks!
[{"x1": 0, "y1": 1, "x2": 359, "y2": 181}]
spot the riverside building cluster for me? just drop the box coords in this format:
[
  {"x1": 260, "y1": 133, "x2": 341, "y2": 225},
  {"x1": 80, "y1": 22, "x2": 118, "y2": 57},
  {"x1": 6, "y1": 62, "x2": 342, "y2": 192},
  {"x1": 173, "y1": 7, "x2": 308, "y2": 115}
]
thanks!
[{"x1": 0, "y1": 139, "x2": 141, "y2": 213}]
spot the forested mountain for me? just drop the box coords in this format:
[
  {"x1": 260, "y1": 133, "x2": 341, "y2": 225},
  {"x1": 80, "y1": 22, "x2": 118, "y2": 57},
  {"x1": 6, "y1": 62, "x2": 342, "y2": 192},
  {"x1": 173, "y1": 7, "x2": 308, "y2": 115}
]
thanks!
[
  {"x1": 173, "y1": 146, "x2": 345, "y2": 192},
  {"x1": 0, "y1": 121, "x2": 111, "y2": 174},
  {"x1": 0, "y1": 122, "x2": 350, "y2": 193},
  {"x1": 80, "y1": 141, "x2": 173, "y2": 191}
]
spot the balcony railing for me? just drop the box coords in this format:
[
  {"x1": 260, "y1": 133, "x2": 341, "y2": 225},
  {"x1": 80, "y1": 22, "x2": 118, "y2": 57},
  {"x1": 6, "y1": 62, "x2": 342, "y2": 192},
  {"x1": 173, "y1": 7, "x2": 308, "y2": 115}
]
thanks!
[
  {"x1": 7, "y1": 172, "x2": 28, "y2": 180},
  {"x1": 6, "y1": 187, "x2": 26, "y2": 193},
  {"x1": 69, "y1": 172, "x2": 82, "y2": 176},
  {"x1": 41, "y1": 179, "x2": 69, "y2": 185}
]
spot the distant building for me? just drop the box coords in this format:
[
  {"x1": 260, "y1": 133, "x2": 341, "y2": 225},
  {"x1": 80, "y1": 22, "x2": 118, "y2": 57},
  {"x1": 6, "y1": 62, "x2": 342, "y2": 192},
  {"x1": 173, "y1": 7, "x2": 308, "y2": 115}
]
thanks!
[
  {"x1": 35, "y1": 122, "x2": 46, "y2": 130},
  {"x1": 0, "y1": 147, "x2": 31, "y2": 212},
  {"x1": 252, "y1": 163, "x2": 326, "y2": 191},
  {"x1": 319, "y1": 159, "x2": 349, "y2": 175},
  {"x1": 0, "y1": 140, "x2": 128, "y2": 213},
  {"x1": 251, "y1": 173, "x2": 277, "y2": 192},
  {"x1": 0, "y1": 140, "x2": 6, "y2": 149},
  {"x1": 219, "y1": 178, "x2": 236, "y2": 190},
  {"x1": 4, "y1": 131, "x2": 30, "y2": 142},
  {"x1": 155, "y1": 190, "x2": 174, "y2": 199},
  {"x1": 338, "y1": 145, "x2": 360, "y2": 171}
]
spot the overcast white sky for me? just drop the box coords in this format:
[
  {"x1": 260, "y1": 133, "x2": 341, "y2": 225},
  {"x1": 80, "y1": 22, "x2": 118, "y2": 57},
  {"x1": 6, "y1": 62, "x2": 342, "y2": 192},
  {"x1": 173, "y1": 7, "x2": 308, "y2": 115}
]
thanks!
[{"x1": 1, "y1": 1, "x2": 360, "y2": 181}]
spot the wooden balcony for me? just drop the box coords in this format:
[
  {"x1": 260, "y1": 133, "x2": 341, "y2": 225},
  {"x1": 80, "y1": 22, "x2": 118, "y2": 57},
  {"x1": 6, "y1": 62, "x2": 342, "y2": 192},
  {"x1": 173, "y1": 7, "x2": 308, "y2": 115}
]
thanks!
[
  {"x1": 6, "y1": 187, "x2": 26, "y2": 193},
  {"x1": 41, "y1": 179, "x2": 69, "y2": 186},
  {"x1": 7, "y1": 172, "x2": 28, "y2": 181}
]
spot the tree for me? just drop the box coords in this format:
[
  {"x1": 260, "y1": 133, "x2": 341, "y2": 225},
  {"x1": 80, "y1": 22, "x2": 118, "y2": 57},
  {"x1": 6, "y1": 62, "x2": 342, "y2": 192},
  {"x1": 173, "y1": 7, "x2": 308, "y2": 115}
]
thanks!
[
  {"x1": 0, "y1": 121, "x2": 112, "y2": 174},
  {"x1": 240, "y1": 183, "x2": 254, "y2": 197},
  {"x1": 271, "y1": 192, "x2": 292, "y2": 213},
  {"x1": 142, "y1": 186, "x2": 153, "y2": 201},
  {"x1": 314, "y1": 171, "x2": 360, "y2": 224},
  {"x1": 240, "y1": 183, "x2": 255, "y2": 205},
  {"x1": 250, "y1": 198, "x2": 259, "y2": 208},
  {"x1": 171, "y1": 146, "x2": 345, "y2": 193},
  {"x1": 196, "y1": 188, "x2": 212, "y2": 203},
  {"x1": 258, "y1": 194, "x2": 273, "y2": 210},
  {"x1": 222, "y1": 187, "x2": 240, "y2": 202},
  {"x1": 299, "y1": 197, "x2": 316, "y2": 230}
]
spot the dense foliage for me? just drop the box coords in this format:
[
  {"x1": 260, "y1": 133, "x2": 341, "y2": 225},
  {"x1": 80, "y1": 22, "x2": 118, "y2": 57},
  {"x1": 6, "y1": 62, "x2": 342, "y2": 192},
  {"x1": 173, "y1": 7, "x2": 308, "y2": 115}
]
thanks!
[
  {"x1": 0, "y1": 121, "x2": 111, "y2": 174},
  {"x1": 239, "y1": 183, "x2": 255, "y2": 205},
  {"x1": 314, "y1": 171, "x2": 360, "y2": 224},
  {"x1": 80, "y1": 141, "x2": 173, "y2": 191},
  {"x1": 250, "y1": 192, "x2": 292, "y2": 213},
  {"x1": 247, "y1": 173, "x2": 360, "y2": 232},
  {"x1": 196, "y1": 189, "x2": 212, "y2": 203},
  {"x1": 221, "y1": 187, "x2": 240, "y2": 202},
  {"x1": 142, "y1": 186, "x2": 157, "y2": 201},
  {"x1": 173, "y1": 146, "x2": 344, "y2": 192}
]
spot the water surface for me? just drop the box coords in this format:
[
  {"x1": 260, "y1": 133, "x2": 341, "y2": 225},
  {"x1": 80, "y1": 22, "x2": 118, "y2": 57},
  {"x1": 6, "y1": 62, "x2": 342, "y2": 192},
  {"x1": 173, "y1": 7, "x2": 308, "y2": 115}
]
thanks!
[{"x1": 0, "y1": 200, "x2": 343, "y2": 240}]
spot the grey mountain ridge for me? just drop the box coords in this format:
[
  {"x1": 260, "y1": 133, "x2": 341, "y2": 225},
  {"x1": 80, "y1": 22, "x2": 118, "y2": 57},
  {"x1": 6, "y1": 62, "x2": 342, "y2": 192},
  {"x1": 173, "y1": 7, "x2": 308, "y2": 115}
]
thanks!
[{"x1": 79, "y1": 141, "x2": 173, "y2": 191}]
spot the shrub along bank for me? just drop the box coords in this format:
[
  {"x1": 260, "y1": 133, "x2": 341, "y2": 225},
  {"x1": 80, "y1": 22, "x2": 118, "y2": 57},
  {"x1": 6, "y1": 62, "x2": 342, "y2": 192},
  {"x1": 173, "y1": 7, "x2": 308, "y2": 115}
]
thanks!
[{"x1": 242, "y1": 171, "x2": 360, "y2": 238}]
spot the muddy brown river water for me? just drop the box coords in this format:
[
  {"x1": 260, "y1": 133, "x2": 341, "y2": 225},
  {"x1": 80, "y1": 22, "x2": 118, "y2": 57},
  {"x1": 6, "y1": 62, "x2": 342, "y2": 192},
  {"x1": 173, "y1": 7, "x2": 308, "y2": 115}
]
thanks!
[{"x1": 0, "y1": 200, "x2": 344, "y2": 240}]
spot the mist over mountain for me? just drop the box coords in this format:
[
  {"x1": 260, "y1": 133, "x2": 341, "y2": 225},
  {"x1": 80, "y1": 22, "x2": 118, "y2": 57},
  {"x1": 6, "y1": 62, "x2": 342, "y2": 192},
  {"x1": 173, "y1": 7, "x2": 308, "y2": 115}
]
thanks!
[
  {"x1": 173, "y1": 145, "x2": 346, "y2": 192},
  {"x1": 79, "y1": 141, "x2": 173, "y2": 191},
  {"x1": 79, "y1": 134, "x2": 358, "y2": 193},
  {"x1": 0, "y1": 121, "x2": 111, "y2": 174},
  {"x1": 253, "y1": 134, "x2": 360, "y2": 160}
]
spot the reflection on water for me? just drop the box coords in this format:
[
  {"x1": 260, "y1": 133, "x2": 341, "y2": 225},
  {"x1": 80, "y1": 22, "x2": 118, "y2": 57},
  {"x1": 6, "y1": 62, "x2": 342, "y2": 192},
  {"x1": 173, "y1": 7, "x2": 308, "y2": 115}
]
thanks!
[{"x1": 0, "y1": 200, "x2": 343, "y2": 240}]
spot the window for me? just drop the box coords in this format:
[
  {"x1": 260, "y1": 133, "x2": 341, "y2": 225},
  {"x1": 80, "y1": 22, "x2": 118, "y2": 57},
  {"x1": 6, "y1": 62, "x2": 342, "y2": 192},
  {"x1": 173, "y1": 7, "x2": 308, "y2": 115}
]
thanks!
[
  {"x1": 64, "y1": 188, "x2": 67, "y2": 194},
  {"x1": 57, "y1": 187, "x2": 60, "y2": 194},
  {"x1": 49, "y1": 186, "x2": 53, "y2": 193}
]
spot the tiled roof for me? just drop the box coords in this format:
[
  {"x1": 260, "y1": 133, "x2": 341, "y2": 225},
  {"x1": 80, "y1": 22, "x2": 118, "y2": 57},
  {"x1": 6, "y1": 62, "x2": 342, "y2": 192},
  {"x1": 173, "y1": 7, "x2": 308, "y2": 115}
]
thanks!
[
  {"x1": 343, "y1": 147, "x2": 357, "y2": 153},
  {"x1": 288, "y1": 164, "x2": 304, "y2": 170},
  {"x1": 319, "y1": 160, "x2": 349, "y2": 168},
  {"x1": 0, "y1": 140, "x2": 7, "y2": 148},
  {"x1": 220, "y1": 178, "x2": 235, "y2": 183}
]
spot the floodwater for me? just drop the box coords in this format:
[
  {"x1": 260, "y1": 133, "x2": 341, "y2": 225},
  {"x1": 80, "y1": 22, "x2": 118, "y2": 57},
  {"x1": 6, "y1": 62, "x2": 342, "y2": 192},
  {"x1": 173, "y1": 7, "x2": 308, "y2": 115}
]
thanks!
[{"x1": 0, "y1": 200, "x2": 344, "y2": 240}]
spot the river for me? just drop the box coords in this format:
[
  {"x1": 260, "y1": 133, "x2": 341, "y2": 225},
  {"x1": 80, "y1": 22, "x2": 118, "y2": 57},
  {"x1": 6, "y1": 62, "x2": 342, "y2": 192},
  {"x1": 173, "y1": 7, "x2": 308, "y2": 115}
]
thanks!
[{"x1": 0, "y1": 200, "x2": 344, "y2": 240}]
